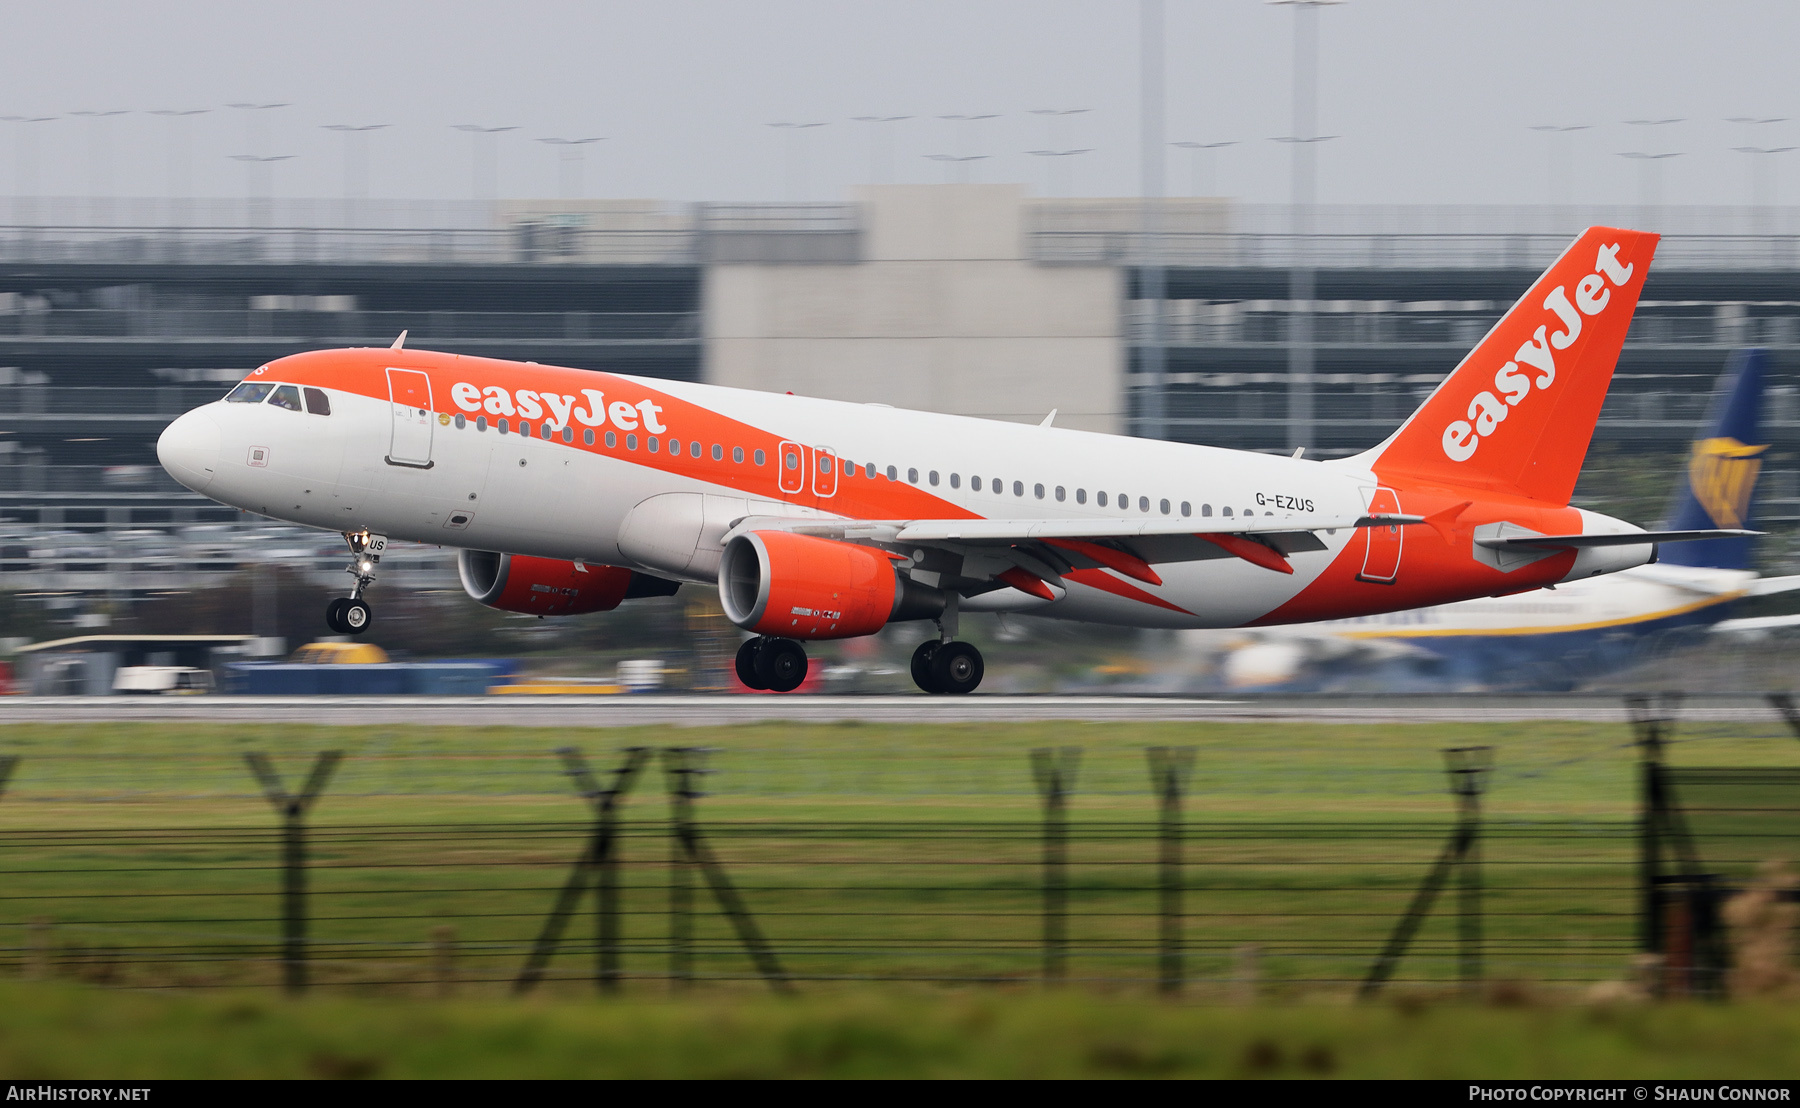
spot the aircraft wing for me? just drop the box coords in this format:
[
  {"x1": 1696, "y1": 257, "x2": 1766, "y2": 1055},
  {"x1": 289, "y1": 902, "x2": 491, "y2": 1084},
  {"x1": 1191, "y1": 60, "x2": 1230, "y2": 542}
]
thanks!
[
  {"x1": 721, "y1": 512, "x2": 1425, "y2": 586},
  {"x1": 1711, "y1": 614, "x2": 1800, "y2": 635},
  {"x1": 1749, "y1": 574, "x2": 1800, "y2": 597}
]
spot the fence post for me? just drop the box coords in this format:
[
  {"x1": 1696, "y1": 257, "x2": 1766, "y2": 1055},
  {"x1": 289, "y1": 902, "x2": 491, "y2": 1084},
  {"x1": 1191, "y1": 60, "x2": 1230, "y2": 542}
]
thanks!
[
  {"x1": 1030, "y1": 747, "x2": 1081, "y2": 985},
  {"x1": 513, "y1": 746, "x2": 649, "y2": 995},
  {"x1": 1359, "y1": 745, "x2": 1492, "y2": 998},
  {"x1": 1146, "y1": 746, "x2": 1195, "y2": 995},
  {"x1": 661, "y1": 747, "x2": 789, "y2": 992},
  {"x1": 244, "y1": 751, "x2": 341, "y2": 996},
  {"x1": 1445, "y1": 746, "x2": 1491, "y2": 996}
]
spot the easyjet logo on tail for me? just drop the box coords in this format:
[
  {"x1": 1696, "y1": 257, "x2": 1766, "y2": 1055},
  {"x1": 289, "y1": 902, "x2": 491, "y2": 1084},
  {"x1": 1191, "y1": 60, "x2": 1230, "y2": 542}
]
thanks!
[{"x1": 1441, "y1": 243, "x2": 1637, "y2": 463}]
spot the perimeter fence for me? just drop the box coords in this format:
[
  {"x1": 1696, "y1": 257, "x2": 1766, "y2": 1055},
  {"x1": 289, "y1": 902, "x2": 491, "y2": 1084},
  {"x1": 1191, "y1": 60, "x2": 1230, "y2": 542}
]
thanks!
[{"x1": 0, "y1": 702, "x2": 1795, "y2": 998}]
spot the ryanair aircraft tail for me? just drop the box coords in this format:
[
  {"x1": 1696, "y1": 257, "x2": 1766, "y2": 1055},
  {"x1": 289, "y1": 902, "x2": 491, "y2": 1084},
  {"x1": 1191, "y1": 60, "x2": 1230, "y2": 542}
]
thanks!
[
  {"x1": 1355, "y1": 227, "x2": 1661, "y2": 505},
  {"x1": 1659, "y1": 349, "x2": 1769, "y2": 570}
]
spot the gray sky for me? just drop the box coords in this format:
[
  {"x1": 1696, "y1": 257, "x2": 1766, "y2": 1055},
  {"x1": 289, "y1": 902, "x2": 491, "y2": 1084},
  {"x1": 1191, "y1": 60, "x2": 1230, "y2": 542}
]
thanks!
[{"x1": 3, "y1": 0, "x2": 1798, "y2": 207}]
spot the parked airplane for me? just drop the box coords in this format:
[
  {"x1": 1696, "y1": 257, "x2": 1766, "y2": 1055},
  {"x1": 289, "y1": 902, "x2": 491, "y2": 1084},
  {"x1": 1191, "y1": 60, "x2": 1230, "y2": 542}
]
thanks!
[
  {"x1": 157, "y1": 226, "x2": 1748, "y2": 694},
  {"x1": 1206, "y1": 348, "x2": 1800, "y2": 691}
]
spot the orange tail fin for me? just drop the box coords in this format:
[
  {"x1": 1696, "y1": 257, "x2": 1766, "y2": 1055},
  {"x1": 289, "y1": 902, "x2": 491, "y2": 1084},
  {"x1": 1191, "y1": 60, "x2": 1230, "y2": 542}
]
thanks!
[{"x1": 1355, "y1": 226, "x2": 1659, "y2": 505}]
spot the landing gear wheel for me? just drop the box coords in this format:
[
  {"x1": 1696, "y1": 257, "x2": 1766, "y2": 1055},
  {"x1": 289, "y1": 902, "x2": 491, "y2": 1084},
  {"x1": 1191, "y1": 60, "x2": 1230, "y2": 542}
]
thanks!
[
  {"x1": 325, "y1": 598, "x2": 349, "y2": 634},
  {"x1": 929, "y1": 641, "x2": 984, "y2": 695},
  {"x1": 341, "y1": 598, "x2": 373, "y2": 636},
  {"x1": 754, "y1": 637, "x2": 808, "y2": 693},
  {"x1": 910, "y1": 640, "x2": 943, "y2": 694},
  {"x1": 735, "y1": 637, "x2": 769, "y2": 690}
]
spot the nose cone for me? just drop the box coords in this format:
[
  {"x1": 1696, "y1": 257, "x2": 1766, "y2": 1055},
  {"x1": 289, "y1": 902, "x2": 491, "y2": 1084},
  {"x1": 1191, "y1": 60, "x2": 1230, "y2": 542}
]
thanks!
[{"x1": 157, "y1": 408, "x2": 221, "y2": 493}]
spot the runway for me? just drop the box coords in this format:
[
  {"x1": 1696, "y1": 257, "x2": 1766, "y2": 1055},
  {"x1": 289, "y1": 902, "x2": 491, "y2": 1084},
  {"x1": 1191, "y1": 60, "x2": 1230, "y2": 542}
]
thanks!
[{"x1": 0, "y1": 693, "x2": 1780, "y2": 727}]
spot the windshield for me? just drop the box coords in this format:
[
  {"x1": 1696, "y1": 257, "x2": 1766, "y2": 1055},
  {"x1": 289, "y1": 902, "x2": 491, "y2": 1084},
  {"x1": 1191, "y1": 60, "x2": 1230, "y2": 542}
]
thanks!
[{"x1": 224, "y1": 381, "x2": 275, "y2": 404}]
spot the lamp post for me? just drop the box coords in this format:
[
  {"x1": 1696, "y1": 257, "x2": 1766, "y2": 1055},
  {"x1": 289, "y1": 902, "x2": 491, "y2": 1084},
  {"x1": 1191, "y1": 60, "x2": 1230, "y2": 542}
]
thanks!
[
  {"x1": 538, "y1": 137, "x2": 605, "y2": 200},
  {"x1": 1171, "y1": 140, "x2": 1237, "y2": 197},
  {"x1": 452, "y1": 124, "x2": 519, "y2": 202},
  {"x1": 1025, "y1": 149, "x2": 1093, "y2": 198},
  {"x1": 1617, "y1": 150, "x2": 1682, "y2": 230},
  {"x1": 229, "y1": 154, "x2": 295, "y2": 228},
  {"x1": 1269, "y1": 0, "x2": 1345, "y2": 456},
  {"x1": 1140, "y1": 0, "x2": 1168, "y2": 442},
  {"x1": 1527, "y1": 124, "x2": 1589, "y2": 225},
  {"x1": 766, "y1": 122, "x2": 827, "y2": 201},
  {"x1": 923, "y1": 153, "x2": 988, "y2": 184},
  {"x1": 851, "y1": 116, "x2": 910, "y2": 184},
  {"x1": 322, "y1": 124, "x2": 388, "y2": 225},
  {"x1": 68, "y1": 109, "x2": 128, "y2": 225},
  {"x1": 1733, "y1": 145, "x2": 1796, "y2": 237},
  {"x1": 0, "y1": 116, "x2": 55, "y2": 226},
  {"x1": 938, "y1": 113, "x2": 999, "y2": 181},
  {"x1": 150, "y1": 109, "x2": 209, "y2": 225}
]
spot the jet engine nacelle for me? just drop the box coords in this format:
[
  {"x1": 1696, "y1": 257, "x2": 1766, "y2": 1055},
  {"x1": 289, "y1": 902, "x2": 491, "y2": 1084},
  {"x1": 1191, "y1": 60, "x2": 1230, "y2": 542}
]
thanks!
[
  {"x1": 718, "y1": 530, "x2": 944, "y2": 640},
  {"x1": 458, "y1": 549, "x2": 678, "y2": 615}
]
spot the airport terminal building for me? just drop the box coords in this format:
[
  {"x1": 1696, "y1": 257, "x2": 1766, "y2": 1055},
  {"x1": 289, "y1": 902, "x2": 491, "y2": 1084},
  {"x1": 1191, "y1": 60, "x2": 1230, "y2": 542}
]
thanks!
[{"x1": 5, "y1": 185, "x2": 1799, "y2": 610}]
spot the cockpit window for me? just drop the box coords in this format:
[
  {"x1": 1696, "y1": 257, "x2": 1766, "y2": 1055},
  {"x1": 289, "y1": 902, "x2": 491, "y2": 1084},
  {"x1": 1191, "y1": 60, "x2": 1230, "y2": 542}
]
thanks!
[
  {"x1": 303, "y1": 387, "x2": 331, "y2": 416},
  {"x1": 225, "y1": 381, "x2": 274, "y2": 404},
  {"x1": 268, "y1": 385, "x2": 304, "y2": 412}
]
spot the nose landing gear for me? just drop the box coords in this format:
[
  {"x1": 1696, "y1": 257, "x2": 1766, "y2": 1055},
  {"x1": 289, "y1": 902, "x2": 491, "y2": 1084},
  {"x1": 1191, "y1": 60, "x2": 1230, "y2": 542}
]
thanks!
[
  {"x1": 324, "y1": 531, "x2": 385, "y2": 635},
  {"x1": 733, "y1": 636, "x2": 808, "y2": 693}
]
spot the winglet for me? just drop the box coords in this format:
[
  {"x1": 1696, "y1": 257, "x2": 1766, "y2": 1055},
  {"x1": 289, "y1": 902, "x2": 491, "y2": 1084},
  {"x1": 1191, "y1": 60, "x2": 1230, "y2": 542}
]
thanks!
[
  {"x1": 1040, "y1": 409, "x2": 1058, "y2": 428},
  {"x1": 390, "y1": 330, "x2": 408, "y2": 350}
]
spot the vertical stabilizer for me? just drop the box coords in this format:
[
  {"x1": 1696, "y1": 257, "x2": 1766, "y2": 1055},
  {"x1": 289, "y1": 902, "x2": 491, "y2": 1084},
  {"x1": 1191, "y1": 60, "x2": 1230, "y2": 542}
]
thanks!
[
  {"x1": 1658, "y1": 349, "x2": 1768, "y2": 569},
  {"x1": 1352, "y1": 227, "x2": 1660, "y2": 505}
]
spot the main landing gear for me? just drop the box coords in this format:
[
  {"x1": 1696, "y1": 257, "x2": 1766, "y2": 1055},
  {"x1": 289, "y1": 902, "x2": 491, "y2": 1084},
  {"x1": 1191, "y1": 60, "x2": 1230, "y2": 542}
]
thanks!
[
  {"x1": 324, "y1": 530, "x2": 383, "y2": 636},
  {"x1": 909, "y1": 592, "x2": 982, "y2": 694},
  {"x1": 735, "y1": 636, "x2": 809, "y2": 693},
  {"x1": 910, "y1": 639, "x2": 984, "y2": 695}
]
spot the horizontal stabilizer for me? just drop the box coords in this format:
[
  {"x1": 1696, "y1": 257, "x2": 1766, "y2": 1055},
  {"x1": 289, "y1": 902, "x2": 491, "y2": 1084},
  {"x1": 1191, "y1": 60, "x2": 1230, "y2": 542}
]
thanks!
[
  {"x1": 1749, "y1": 574, "x2": 1800, "y2": 598},
  {"x1": 1476, "y1": 528, "x2": 1759, "y2": 551}
]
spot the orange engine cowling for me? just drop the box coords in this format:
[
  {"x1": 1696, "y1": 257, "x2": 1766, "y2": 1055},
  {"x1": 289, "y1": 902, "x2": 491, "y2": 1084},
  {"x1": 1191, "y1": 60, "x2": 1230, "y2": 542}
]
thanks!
[
  {"x1": 457, "y1": 550, "x2": 679, "y2": 615},
  {"x1": 717, "y1": 530, "x2": 944, "y2": 640}
]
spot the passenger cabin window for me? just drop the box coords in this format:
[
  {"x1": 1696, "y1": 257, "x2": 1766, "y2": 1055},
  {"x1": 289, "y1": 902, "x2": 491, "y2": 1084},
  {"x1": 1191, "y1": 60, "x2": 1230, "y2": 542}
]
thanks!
[
  {"x1": 1160, "y1": 499, "x2": 1170, "y2": 515},
  {"x1": 1202, "y1": 504, "x2": 1212, "y2": 517},
  {"x1": 499, "y1": 419, "x2": 511, "y2": 435},
  {"x1": 1035, "y1": 484, "x2": 1045, "y2": 499},
  {"x1": 647, "y1": 436, "x2": 658, "y2": 452},
  {"x1": 627, "y1": 434, "x2": 638, "y2": 450},
  {"x1": 732, "y1": 446, "x2": 744, "y2": 463},
  {"x1": 585, "y1": 429, "x2": 595, "y2": 445},
  {"x1": 454, "y1": 414, "x2": 466, "y2": 430},
  {"x1": 1055, "y1": 486, "x2": 1065, "y2": 502},
  {"x1": 1097, "y1": 491, "x2": 1107, "y2": 507},
  {"x1": 1140, "y1": 497, "x2": 1150, "y2": 512},
  {"x1": 950, "y1": 473, "x2": 961, "y2": 489},
  {"x1": 887, "y1": 465, "x2": 897, "y2": 480},
  {"x1": 1222, "y1": 506, "x2": 1232, "y2": 517},
  {"x1": 754, "y1": 449, "x2": 766, "y2": 466},
  {"x1": 712, "y1": 444, "x2": 722, "y2": 460},
  {"x1": 784, "y1": 449, "x2": 800, "y2": 471},
  {"x1": 928, "y1": 471, "x2": 939, "y2": 486},
  {"x1": 606, "y1": 431, "x2": 617, "y2": 447},
  {"x1": 971, "y1": 476, "x2": 981, "y2": 492},
  {"x1": 908, "y1": 468, "x2": 918, "y2": 483},
  {"x1": 1076, "y1": 489, "x2": 1086, "y2": 504},
  {"x1": 1015, "y1": 481, "x2": 1025, "y2": 497},
  {"x1": 303, "y1": 387, "x2": 331, "y2": 416},
  {"x1": 267, "y1": 385, "x2": 304, "y2": 412},
  {"x1": 865, "y1": 463, "x2": 876, "y2": 479},
  {"x1": 225, "y1": 381, "x2": 274, "y2": 404},
  {"x1": 562, "y1": 426, "x2": 573, "y2": 443},
  {"x1": 477, "y1": 416, "x2": 488, "y2": 431},
  {"x1": 1180, "y1": 501, "x2": 1191, "y2": 516}
]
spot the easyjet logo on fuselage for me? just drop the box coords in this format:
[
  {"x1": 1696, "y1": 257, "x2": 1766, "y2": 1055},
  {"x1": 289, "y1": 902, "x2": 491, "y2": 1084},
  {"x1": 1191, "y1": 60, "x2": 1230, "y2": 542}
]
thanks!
[
  {"x1": 449, "y1": 382, "x2": 667, "y2": 434},
  {"x1": 1440, "y1": 243, "x2": 1637, "y2": 463}
]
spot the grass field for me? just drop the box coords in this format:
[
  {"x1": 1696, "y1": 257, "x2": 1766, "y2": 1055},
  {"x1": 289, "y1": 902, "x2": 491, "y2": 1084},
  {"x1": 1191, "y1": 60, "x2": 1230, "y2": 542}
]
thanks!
[
  {"x1": 0, "y1": 715, "x2": 1795, "y2": 1077},
  {"x1": 2, "y1": 980, "x2": 1799, "y2": 1078}
]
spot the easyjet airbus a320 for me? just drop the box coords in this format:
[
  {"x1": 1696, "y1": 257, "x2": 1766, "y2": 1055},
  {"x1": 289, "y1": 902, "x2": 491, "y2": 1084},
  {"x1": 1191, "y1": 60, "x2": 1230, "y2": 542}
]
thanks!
[{"x1": 156, "y1": 227, "x2": 1748, "y2": 694}]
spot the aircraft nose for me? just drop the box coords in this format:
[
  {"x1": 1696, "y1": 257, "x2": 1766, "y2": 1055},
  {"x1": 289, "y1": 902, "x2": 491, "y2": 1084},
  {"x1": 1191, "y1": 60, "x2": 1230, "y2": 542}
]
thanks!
[{"x1": 157, "y1": 408, "x2": 221, "y2": 493}]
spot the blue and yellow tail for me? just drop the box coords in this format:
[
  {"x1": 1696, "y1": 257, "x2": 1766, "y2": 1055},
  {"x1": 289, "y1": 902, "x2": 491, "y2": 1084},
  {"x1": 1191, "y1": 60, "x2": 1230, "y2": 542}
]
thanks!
[{"x1": 1660, "y1": 349, "x2": 1768, "y2": 569}]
